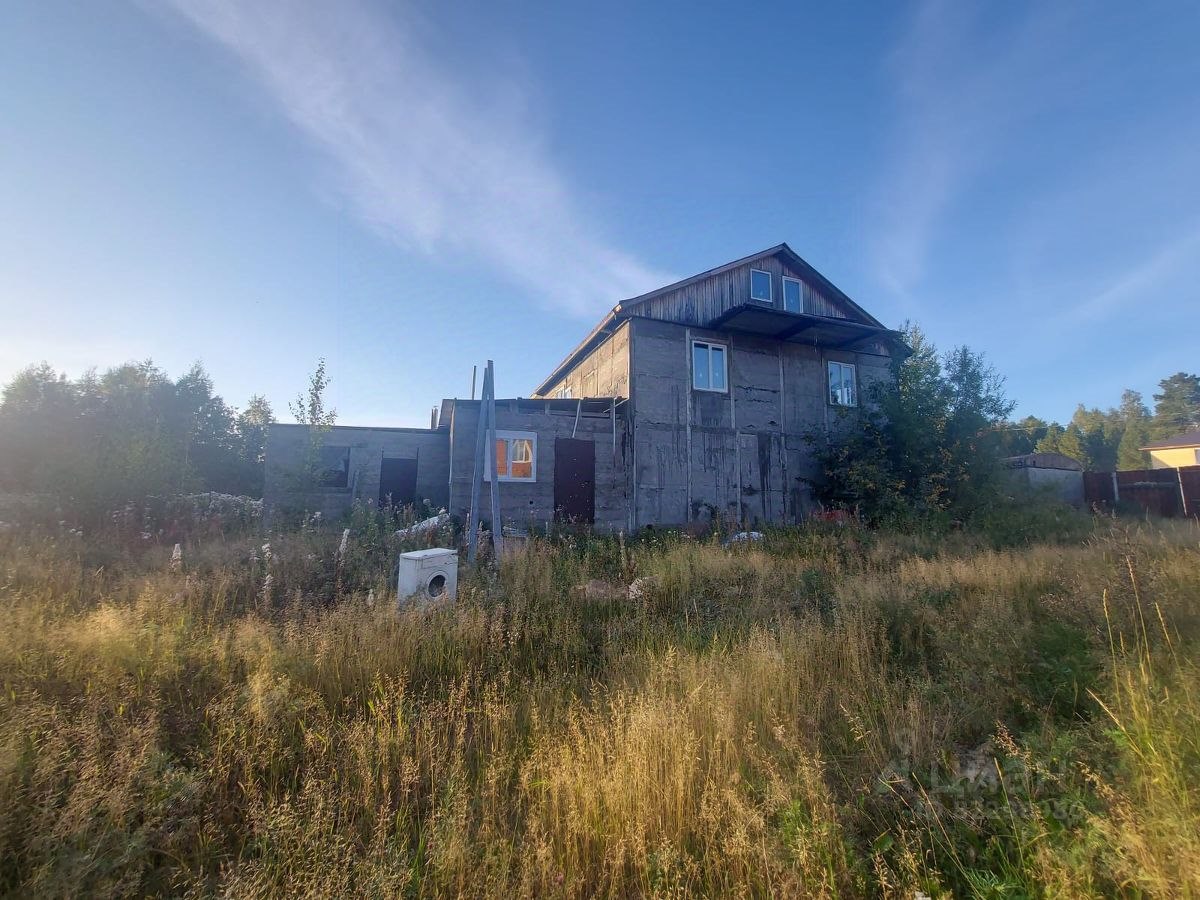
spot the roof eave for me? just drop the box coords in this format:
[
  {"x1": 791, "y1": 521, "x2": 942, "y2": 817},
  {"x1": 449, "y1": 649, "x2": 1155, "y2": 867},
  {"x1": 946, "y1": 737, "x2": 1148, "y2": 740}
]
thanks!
[{"x1": 1138, "y1": 428, "x2": 1200, "y2": 451}]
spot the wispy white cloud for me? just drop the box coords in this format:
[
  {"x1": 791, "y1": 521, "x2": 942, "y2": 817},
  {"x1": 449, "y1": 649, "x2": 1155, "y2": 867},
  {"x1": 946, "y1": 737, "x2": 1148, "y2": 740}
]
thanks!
[
  {"x1": 158, "y1": 0, "x2": 669, "y2": 317},
  {"x1": 870, "y1": 1, "x2": 1073, "y2": 301},
  {"x1": 1054, "y1": 224, "x2": 1200, "y2": 325}
]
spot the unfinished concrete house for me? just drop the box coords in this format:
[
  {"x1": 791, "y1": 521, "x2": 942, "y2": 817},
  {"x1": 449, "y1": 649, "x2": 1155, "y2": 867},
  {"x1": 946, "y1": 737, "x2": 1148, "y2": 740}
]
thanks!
[{"x1": 264, "y1": 244, "x2": 905, "y2": 530}]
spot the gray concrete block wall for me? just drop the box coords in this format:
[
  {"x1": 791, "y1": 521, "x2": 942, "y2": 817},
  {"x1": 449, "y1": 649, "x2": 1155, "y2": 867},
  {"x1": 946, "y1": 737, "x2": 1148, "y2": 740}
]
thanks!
[
  {"x1": 445, "y1": 400, "x2": 631, "y2": 532},
  {"x1": 261, "y1": 312, "x2": 897, "y2": 532},
  {"x1": 1013, "y1": 467, "x2": 1085, "y2": 507},
  {"x1": 264, "y1": 424, "x2": 450, "y2": 521},
  {"x1": 628, "y1": 317, "x2": 895, "y2": 528}
]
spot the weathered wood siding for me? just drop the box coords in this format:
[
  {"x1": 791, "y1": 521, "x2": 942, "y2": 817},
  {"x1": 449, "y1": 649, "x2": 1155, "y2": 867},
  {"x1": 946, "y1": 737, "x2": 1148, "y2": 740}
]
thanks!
[
  {"x1": 264, "y1": 424, "x2": 450, "y2": 521},
  {"x1": 632, "y1": 253, "x2": 859, "y2": 326},
  {"x1": 629, "y1": 318, "x2": 893, "y2": 528},
  {"x1": 536, "y1": 320, "x2": 631, "y2": 399},
  {"x1": 446, "y1": 400, "x2": 630, "y2": 531}
]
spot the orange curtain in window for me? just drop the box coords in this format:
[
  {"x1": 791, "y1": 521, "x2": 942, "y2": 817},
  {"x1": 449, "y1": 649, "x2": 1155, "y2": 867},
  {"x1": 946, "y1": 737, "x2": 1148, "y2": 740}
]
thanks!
[{"x1": 494, "y1": 438, "x2": 508, "y2": 478}]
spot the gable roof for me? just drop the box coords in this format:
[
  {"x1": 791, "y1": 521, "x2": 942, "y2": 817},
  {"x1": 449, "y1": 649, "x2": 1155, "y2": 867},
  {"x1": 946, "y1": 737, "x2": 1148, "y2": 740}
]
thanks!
[
  {"x1": 1140, "y1": 427, "x2": 1200, "y2": 451},
  {"x1": 534, "y1": 243, "x2": 890, "y2": 396},
  {"x1": 618, "y1": 243, "x2": 885, "y2": 327}
]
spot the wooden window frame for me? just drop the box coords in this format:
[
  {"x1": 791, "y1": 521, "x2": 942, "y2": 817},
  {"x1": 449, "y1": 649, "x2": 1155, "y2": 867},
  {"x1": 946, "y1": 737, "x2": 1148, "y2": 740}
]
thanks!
[
  {"x1": 487, "y1": 430, "x2": 537, "y2": 482},
  {"x1": 782, "y1": 276, "x2": 804, "y2": 314},
  {"x1": 692, "y1": 340, "x2": 729, "y2": 393},
  {"x1": 749, "y1": 268, "x2": 773, "y2": 304},
  {"x1": 827, "y1": 360, "x2": 858, "y2": 408}
]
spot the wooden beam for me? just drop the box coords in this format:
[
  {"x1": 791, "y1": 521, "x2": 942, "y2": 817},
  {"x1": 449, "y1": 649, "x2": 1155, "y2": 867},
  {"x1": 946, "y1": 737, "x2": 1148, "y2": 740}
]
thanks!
[
  {"x1": 466, "y1": 388, "x2": 485, "y2": 565},
  {"x1": 611, "y1": 397, "x2": 617, "y2": 465},
  {"x1": 485, "y1": 362, "x2": 503, "y2": 560}
]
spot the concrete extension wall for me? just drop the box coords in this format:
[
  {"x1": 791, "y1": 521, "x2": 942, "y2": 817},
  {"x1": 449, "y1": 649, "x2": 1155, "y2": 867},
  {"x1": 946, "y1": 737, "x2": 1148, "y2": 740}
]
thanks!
[
  {"x1": 540, "y1": 319, "x2": 631, "y2": 399},
  {"x1": 628, "y1": 317, "x2": 893, "y2": 528},
  {"x1": 264, "y1": 424, "x2": 450, "y2": 521},
  {"x1": 445, "y1": 399, "x2": 630, "y2": 531},
  {"x1": 1009, "y1": 466, "x2": 1084, "y2": 507}
]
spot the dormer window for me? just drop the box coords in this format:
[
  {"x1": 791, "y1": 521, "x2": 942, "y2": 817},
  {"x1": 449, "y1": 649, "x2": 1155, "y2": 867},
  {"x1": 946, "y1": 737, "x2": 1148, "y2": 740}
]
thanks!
[
  {"x1": 782, "y1": 277, "x2": 803, "y2": 313},
  {"x1": 750, "y1": 269, "x2": 772, "y2": 304}
]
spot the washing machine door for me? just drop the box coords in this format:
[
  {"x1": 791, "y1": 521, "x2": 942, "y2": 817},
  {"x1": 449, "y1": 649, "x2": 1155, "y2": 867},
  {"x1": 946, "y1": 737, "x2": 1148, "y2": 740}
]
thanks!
[{"x1": 425, "y1": 571, "x2": 448, "y2": 599}]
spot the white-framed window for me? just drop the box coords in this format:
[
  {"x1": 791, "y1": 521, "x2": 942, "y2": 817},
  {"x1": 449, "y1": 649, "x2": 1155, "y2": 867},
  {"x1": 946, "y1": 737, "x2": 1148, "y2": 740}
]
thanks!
[
  {"x1": 692, "y1": 340, "x2": 728, "y2": 392},
  {"x1": 750, "y1": 268, "x2": 772, "y2": 304},
  {"x1": 555, "y1": 386, "x2": 572, "y2": 399},
  {"x1": 488, "y1": 430, "x2": 537, "y2": 482},
  {"x1": 782, "y1": 276, "x2": 803, "y2": 313},
  {"x1": 827, "y1": 360, "x2": 857, "y2": 407}
]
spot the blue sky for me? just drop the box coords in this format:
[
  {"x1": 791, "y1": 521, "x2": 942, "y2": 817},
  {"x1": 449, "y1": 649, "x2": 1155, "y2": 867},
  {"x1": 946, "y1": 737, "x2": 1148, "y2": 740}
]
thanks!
[{"x1": 1, "y1": 1, "x2": 1197, "y2": 426}]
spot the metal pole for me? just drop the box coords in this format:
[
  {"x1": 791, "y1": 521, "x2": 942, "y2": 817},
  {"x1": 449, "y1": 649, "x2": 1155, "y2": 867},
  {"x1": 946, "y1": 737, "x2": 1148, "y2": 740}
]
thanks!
[
  {"x1": 470, "y1": 365, "x2": 477, "y2": 401},
  {"x1": 572, "y1": 397, "x2": 582, "y2": 438},
  {"x1": 1178, "y1": 467, "x2": 1188, "y2": 517}
]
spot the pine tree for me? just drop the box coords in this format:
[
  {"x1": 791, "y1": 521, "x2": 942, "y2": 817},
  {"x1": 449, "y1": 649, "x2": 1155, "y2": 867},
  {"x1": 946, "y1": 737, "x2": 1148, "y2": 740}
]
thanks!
[
  {"x1": 995, "y1": 416, "x2": 1048, "y2": 457},
  {"x1": 1151, "y1": 372, "x2": 1200, "y2": 438},
  {"x1": 1116, "y1": 389, "x2": 1151, "y2": 469}
]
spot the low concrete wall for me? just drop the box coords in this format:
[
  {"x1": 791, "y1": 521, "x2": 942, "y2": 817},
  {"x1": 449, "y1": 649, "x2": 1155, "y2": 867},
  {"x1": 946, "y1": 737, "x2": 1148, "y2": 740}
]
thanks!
[
  {"x1": 264, "y1": 424, "x2": 450, "y2": 522},
  {"x1": 446, "y1": 399, "x2": 630, "y2": 532},
  {"x1": 1009, "y1": 466, "x2": 1084, "y2": 507}
]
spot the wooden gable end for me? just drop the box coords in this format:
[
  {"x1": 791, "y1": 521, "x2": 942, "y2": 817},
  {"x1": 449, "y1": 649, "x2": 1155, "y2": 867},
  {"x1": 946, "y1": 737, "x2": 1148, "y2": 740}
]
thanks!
[
  {"x1": 533, "y1": 244, "x2": 900, "y2": 396},
  {"x1": 627, "y1": 251, "x2": 866, "y2": 327}
]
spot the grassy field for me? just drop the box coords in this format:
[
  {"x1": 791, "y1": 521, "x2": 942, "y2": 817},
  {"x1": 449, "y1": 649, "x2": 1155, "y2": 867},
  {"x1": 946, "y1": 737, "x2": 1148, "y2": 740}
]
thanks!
[{"x1": 0, "y1": 512, "x2": 1198, "y2": 897}]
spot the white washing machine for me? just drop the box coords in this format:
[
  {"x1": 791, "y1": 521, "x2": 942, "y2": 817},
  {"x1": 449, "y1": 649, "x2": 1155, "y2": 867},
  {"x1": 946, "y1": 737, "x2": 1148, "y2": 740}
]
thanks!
[{"x1": 396, "y1": 548, "x2": 458, "y2": 604}]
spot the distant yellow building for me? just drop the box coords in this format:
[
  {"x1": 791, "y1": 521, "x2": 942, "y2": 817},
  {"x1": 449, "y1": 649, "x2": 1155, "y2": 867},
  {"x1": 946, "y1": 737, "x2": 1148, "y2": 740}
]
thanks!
[{"x1": 1140, "y1": 428, "x2": 1200, "y2": 469}]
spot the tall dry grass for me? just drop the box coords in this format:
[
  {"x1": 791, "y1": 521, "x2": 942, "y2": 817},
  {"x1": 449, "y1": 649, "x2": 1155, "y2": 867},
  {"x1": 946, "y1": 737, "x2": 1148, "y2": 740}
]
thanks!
[{"x1": 0, "y1": 517, "x2": 1197, "y2": 897}]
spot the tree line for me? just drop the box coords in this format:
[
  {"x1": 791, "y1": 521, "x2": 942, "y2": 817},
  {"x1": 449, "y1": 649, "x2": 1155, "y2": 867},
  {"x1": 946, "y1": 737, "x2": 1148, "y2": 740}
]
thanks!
[
  {"x1": 994, "y1": 373, "x2": 1200, "y2": 470},
  {"x1": 0, "y1": 361, "x2": 274, "y2": 515}
]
